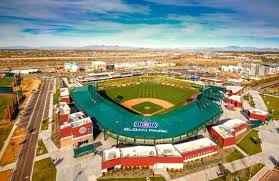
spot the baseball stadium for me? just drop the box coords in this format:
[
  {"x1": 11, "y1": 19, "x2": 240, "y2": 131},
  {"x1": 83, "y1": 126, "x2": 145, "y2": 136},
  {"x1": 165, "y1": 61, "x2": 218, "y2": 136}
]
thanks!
[{"x1": 71, "y1": 76, "x2": 225, "y2": 145}]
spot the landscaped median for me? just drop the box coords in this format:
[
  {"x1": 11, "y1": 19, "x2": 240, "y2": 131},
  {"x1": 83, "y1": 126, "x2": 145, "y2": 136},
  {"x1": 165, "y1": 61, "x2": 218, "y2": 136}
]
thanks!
[
  {"x1": 97, "y1": 177, "x2": 166, "y2": 181},
  {"x1": 243, "y1": 93, "x2": 255, "y2": 108},
  {"x1": 32, "y1": 157, "x2": 56, "y2": 181},
  {"x1": 36, "y1": 139, "x2": 48, "y2": 156},
  {"x1": 237, "y1": 129, "x2": 262, "y2": 155},
  {"x1": 41, "y1": 118, "x2": 49, "y2": 131},
  {"x1": 211, "y1": 163, "x2": 265, "y2": 181},
  {"x1": 99, "y1": 167, "x2": 165, "y2": 181}
]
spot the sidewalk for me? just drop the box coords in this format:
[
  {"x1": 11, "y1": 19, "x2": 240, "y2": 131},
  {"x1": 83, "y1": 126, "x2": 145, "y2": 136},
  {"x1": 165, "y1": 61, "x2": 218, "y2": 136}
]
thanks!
[
  {"x1": 0, "y1": 162, "x2": 16, "y2": 172},
  {"x1": 249, "y1": 164, "x2": 274, "y2": 181},
  {"x1": 34, "y1": 153, "x2": 50, "y2": 162},
  {"x1": 172, "y1": 152, "x2": 271, "y2": 181},
  {"x1": 234, "y1": 145, "x2": 248, "y2": 157},
  {"x1": 247, "y1": 90, "x2": 268, "y2": 111},
  {"x1": 154, "y1": 169, "x2": 171, "y2": 181}
]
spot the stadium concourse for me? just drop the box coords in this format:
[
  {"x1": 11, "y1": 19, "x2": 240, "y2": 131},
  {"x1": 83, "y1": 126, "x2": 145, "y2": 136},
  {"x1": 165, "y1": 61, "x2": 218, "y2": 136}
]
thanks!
[{"x1": 70, "y1": 83, "x2": 224, "y2": 145}]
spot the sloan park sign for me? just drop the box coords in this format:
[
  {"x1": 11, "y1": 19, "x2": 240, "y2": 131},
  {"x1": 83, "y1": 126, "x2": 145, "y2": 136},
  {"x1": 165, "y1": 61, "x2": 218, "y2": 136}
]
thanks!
[{"x1": 123, "y1": 121, "x2": 168, "y2": 133}]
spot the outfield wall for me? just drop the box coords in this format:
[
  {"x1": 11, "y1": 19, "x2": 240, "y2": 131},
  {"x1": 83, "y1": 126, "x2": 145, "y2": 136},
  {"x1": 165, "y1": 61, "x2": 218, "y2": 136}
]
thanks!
[{"x1": 97, "y1": 76, "x2": 207, "y2": 90}]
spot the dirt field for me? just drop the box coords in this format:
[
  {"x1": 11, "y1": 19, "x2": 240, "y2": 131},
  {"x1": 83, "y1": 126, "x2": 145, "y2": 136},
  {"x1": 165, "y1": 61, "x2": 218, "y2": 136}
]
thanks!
[
  {"x1": 0, "y1": 128, "x2": 26, "y2": 166},
  {"x1": 174, "y1": 57, "x2": 240, "y2": 65},
  {"x1": 0, "y1": 169, "x2": 13, "y2": 181},
  {"x1": 21, "y1": 78, "x2": 41, "y2": 107}
]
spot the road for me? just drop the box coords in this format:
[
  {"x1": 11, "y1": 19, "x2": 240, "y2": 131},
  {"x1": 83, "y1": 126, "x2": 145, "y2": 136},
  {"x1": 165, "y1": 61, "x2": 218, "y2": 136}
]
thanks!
[{"x1": 12, "y1": 78, "x2": 53, "y2": 181}]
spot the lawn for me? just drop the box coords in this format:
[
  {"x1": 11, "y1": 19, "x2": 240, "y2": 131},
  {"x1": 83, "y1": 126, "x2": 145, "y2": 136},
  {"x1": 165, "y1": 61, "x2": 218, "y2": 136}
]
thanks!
[
  {"x1": 36, "y1": 139, "x2": 48, "y2": 156},
  {"x1": 53, "y1": 89, "x2": 60, "y2": 105},
  {"x1": 101, "y1": 83, "x2": 197, "y2": 106},
  {"x1": 32, "y1": 157, "x2": 56, "y2": 181},
  {"x1": 211, "y1": 163, "x2": 265, "y2": 181},
  {"x1": 41, "y1": 118, "x2": 49, "y2": 130},
  {"x1": 0, "y1": 121, "x2": 14, "y2": 150},
  {"x1": 262, "y1": 94, "x2": 279, "y2": 120},
  {"x1": 132, "y1": 102, "x2": 163, "y2": 114},
  {"x1": 225, "y1": 149, "x2": 245, "y2": 163},
  {"x1": 97, "y1": 177, "x2": 166, "y2": 181},
  {"x1": 237, "y1": 130, "x2": 262, "y2": 155}
]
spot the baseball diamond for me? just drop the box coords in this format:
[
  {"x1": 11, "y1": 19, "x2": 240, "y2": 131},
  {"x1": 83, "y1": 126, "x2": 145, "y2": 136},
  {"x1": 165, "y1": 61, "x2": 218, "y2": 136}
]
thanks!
[
  {"x1": 71, "y1": 77, "x2": 224, "y2": 145},
  {"x1": 131, "y1": 101, "x2": 164, "y2": 115},
  {"x1": 99, "y1": 83, "x2": 197, "y2": 115}
]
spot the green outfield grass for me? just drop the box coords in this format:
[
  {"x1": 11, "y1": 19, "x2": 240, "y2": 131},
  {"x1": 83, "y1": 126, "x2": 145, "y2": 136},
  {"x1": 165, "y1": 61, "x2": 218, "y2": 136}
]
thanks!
[
  {"x1": 0, "y1": 78, "x2": 14, "y2": 86},
  {"x1": 132, "y1": 102, "x2": 163, "y2": 114},
  {"x1": 101, "y1": 83, "x2": 197, "y2": 105}
]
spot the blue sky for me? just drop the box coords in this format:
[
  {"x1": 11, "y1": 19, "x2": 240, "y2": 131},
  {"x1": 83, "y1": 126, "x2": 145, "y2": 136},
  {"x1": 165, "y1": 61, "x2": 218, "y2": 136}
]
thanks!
[{"x1": 0, "y1": 0, "x2": 279, "y2": 48}]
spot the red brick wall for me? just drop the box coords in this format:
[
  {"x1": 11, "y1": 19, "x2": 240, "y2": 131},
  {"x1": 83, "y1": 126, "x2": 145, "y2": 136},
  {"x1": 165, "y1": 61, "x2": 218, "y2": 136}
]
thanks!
[
  {"x1": 121, "y1": 157, "x2": 158, "y2": 167},
  {"x1": 248, "y1": 112, "x2": 268, "y2": 122},
  {"x1": 61, "y1": 96, "x2": 70, "y2": 103},
  {"x1": 225, "y1": 99, "x2": 243, "y2": 108},
  {"x1": 181, "y1": 145, "x2": 218, "y2": 160},
  {"x1": 223, "y1": 137, "x2": 235, "y2": 147},
  {"x1": 210, "y1": 127, "x2": 235, "y2": 147},
  {"x1": 59, "y1": 114, "x2": 69, "y2": 123},
  {"x1": 102, "y1": 159, "x2": 122, "y2": 169},
  {"x1": 72, "y1": 122, "x2": 93, "y2": 138},
  {"x1": 233, "y1": 123, "x2": 248, "y2": 133},
  {"x1": 60, "y1": 125, "x2": 72, "y2": 138},
  {"x1": 102, "y1": 156, "x2": 183, "y2": 170}
]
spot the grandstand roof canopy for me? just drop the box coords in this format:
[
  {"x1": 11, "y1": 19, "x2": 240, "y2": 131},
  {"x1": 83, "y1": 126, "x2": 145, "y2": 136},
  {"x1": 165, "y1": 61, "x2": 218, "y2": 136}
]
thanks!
[{"x1": 71, "y1": 85, "x2": 223, "y2": 143}]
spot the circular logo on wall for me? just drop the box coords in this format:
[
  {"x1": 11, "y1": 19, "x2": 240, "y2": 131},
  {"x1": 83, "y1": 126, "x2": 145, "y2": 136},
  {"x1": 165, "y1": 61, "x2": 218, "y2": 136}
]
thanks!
[
  {"x1": 133, "y1": 121, "x2": 158, "y2": 129},
  {"x1": 79, "y1": 127, "x2": 87, "y2": 134}
]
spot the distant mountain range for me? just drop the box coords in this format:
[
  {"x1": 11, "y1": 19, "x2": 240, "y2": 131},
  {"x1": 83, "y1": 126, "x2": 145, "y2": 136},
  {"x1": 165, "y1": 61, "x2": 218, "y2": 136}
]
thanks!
[{"x1": 1, "y1": 45, "x2": 279, "y2": 52}]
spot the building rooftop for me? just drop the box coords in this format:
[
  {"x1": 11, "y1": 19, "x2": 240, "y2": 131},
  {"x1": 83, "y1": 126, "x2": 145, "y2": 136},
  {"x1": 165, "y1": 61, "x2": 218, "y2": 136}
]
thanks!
[
  {"x1": 68, "y1": 112, "x2": 92, "y2": 127},
  {"x1": 227, "y1": 95, "x2": 242, "y2": 102},
  {"x1": 120, "y1": 146, "x2": 157, "y2": 158},
  {"x1": 155, "y1": 144, "x2": 181, "y2": 157},
  {"x1": 60, "y1": 87, "x2": 69, "y2": 97},
  {"x1": 58, "y1": 102, "x2": 70, "y2": 115},
  {"x1": 174, "y1": 138, "x2": 216, "y2": 154},
  {"x1": 92, "y1": 61, "x2": 107, "y2": 65},
  {"x1": 225, "y1": 86, "x2": 243, "y2": 94},
  {"x1": 103, "y1": 147, "x2": 121, "y2": 162},
  {"x1": 212, "y1": 119, "x2": 247, "y2": 139},
  {"x1": 249, "y1": 109, "x2": 269, "y2": 116}
]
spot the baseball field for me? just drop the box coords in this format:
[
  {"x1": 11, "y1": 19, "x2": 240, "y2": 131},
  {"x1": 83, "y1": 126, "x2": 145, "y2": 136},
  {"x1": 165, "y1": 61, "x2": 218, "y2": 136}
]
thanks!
[{"x1": 100, "y1": 83, "x2": 198, "y2": 115}]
